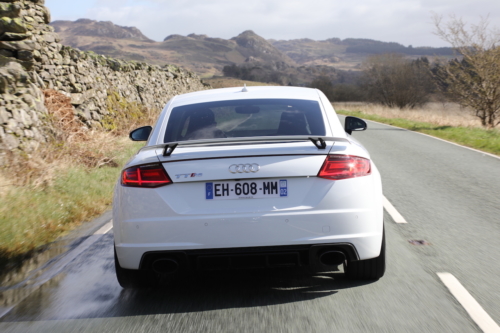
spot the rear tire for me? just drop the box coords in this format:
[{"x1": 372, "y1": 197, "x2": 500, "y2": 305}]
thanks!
[
  {"x1": 344, "y1": 229, "x2": 386, "y2": 280},
  {"x1": 114, "y1": 246, "x2": 157, "y2": 288}
]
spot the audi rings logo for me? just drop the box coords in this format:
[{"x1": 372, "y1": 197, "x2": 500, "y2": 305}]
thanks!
[{"x1": 229, "y1": 163, "x2": 260, "y2": 173}]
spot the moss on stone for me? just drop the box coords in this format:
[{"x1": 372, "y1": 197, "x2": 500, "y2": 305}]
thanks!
[
  {"x1": 0, "y1": 17, "x2": 27, "y2": 34},
  {"x1": 0, "y1": 3, "x2": 21, "y2": 17},
  {"x1": 103, "y1": 90, "x2": 147, "y2": 132}
]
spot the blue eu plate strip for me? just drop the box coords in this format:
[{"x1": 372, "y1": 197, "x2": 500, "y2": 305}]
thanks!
[{"x1": 206, "y1": 183, "x2": 214, "y2": 199}]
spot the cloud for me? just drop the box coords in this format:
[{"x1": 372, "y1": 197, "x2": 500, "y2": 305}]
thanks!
[{"x1": 46, "y1": 0, "x2": 500, "y2": 47}]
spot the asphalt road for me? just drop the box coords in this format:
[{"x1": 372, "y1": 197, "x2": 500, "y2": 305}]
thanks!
[{"x1": 1, "y1": 117, "x2": 499, "y2": 332}]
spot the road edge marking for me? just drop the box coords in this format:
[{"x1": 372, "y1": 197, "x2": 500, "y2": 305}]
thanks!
[
  {"x1": 437, "y1": 272, "x2": 500, "y2": 333},
  {"x1": 361, "y1": 118, "x2": 500, "y2": 160},
  {"x1": 31, "y1": 221, "x2": 114, "y2": 287},
  {"x1": 94, "y1": 221, "x2": 113, "y2": 235},
  {"x1": 383, "y1": 196, "x2": 407, "y2": 223}
]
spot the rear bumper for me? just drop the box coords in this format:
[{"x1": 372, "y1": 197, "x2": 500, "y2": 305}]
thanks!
[
  {"x1": 114, "y1": 224, "x2": 382, "y2": 270},
  {"x1": 136, "y1": 243, "x2": 359, "y2": 273}
]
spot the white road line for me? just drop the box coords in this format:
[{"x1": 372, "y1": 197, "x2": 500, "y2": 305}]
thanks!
[
  {"x1": 95, "y1": 221, "x2": 113, "y2": 235},
  {"x1": 383, "y1": 196, "x2": 407, "y2": 223},
  {"x1": 32, "y1": 221, "x2": 113, "y2": 287},
  {"x1": 438, "y1": 273, "x2": 500, "y2": 333}
]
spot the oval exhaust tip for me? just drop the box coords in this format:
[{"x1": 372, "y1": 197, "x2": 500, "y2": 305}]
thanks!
[
  {"x1": 152, "y1": 258, "x2": 178, "y2": 274},
  {"x1": 319, "y1": 251, "x2": 346, "y2": 266}
]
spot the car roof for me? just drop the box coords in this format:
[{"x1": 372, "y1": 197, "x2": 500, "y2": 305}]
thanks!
[{"x1": 171, "y1": 86, "x2": 322, "y2": 107}]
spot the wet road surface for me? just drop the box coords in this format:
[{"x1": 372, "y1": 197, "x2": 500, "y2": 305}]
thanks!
[{"x1": 0, "y1": 228, "x2": 480, "y2": 333}]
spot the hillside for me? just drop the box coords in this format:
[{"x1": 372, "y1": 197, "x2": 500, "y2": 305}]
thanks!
[
  {"x1": 51, "y1": 19, "x2": 455, "y2": 77},
  {"x1": 52, "y1": 20, "x2": 293, "y2": 77},
  {"x1": 270, "y1": 38, "x2": 454, "y2": 70}
]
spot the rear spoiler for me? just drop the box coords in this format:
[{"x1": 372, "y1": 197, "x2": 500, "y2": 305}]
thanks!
[{"x1": 143, "y1": 136, "x2": 349, "y2": 157}]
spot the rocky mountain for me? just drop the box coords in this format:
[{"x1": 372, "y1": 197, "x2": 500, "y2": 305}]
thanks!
[
  {"x1": 52, "y1": 19, "x2": 153, "y2": 41},
  {"x1": 231, "y1": 30, "x2": 294, "y2": 65},
  {"x1": 161, "y1": 30, "x2": 294, "y2": 65},
  {"x1": 156, "y1": 30, "x2": 294, "y2": 73},
  {"x1": 51, "y1": 19, "x2": 454, "y2": 78}
]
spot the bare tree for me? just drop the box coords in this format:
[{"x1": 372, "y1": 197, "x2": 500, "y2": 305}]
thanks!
[
  {"x1": 309, "y1": 75, "x2": 335, "y2": 100},
  {"x1": 362, "y1": 54, "x2": 432, "y2": 109},
  {"x1": 433, "y1": 15, "x2": 500, "y2": 128}
]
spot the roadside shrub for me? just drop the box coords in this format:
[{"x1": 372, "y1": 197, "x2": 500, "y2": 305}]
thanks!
[
  {"x1": 309, "y1": 75, "x2": 335, "y2": 99},
  {"x1": 331, "y1": 84, "x2": 366, "y2": 102},
  {"x1": 310, "y1": 77, "x2": 366, "y2": 102},
  {"x1": 361, "y1": 54, "x2": 434, "y2": 109}
]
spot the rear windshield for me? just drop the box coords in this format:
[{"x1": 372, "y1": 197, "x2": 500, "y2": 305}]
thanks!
[{"x1": 164, "y1": 99, "x2": 325, "y2": 143}]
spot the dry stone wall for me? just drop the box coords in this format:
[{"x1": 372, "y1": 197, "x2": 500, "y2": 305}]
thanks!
[{"x1": 0, "y1": 0, "x2": 208, "y2": 155}]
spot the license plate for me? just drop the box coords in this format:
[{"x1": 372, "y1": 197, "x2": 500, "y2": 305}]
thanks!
[{"x1": 206, "y1": 179, "x2": 288, "y2": 200}]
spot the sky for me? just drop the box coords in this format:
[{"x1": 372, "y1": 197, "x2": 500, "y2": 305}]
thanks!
[{"x1": 45, "y1": 0, "x2": 500, "y2": 47}]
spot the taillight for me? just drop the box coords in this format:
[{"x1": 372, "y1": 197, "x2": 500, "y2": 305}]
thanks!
[
  {"x1": 121, "y1": 164, "x2": 172, "y2": 188},
  {"x1": 318, "y1": 155, "x2": 371, "y2": 180}
]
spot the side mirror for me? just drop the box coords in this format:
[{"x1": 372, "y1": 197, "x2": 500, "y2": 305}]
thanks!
[
  {"x1": 344, "y1": 116, "x2": 367, "y2": 135},
  {"x1": 129, "y1": 126, "x2": 152, "y2": 141}
]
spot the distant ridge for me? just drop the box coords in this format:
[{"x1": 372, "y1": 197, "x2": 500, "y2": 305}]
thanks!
[{"x1": 51, "y1": 19, "x2": 455, "y2": 77}]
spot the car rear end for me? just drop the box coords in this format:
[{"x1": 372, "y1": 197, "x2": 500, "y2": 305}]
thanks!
[{"x1": 113, "y1": 87, "x2": 384, "y2": 285}]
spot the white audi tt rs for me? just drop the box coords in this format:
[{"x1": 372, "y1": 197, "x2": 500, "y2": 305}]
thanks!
[{"x1": 113, "y1": 86, "x2": 385, "y2": 288}]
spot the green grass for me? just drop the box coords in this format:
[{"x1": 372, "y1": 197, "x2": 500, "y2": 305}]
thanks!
[
  {"x1": 0, "y1": 140, "x2": 143, "y2": 269},
  {"x1": 336, "y1": 109, "x2": 500, "y2": 156}
]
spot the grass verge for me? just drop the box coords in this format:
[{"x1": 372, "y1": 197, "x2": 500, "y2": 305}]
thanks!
[
  {"x1": 336, "y1": 109, "x2": 500, "y2": 156},
  {"x1": 0, "y1": 140, "x2": 143, "y2": 270},
  {"x1": 0, "y1": 89, "x2": 155, "y2": 272}
]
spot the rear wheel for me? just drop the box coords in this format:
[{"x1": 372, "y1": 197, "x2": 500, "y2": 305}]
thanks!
[
  {"x1": 114, "y1": 246, "x2": 158, "y2": 288},
  {"x1": 344, "y1": 229, "x2": 385, "y2": 280}
]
